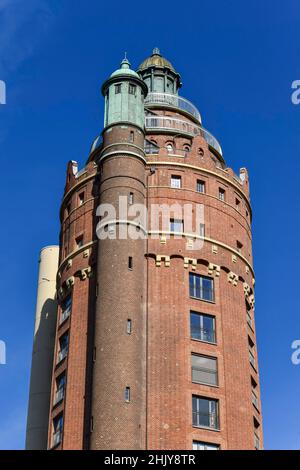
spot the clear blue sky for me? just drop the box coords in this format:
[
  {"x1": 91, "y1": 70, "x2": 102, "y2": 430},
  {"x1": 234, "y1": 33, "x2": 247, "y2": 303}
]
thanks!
[{"x1": 0, "y1": 0, "x2": 299, "y2": 450}]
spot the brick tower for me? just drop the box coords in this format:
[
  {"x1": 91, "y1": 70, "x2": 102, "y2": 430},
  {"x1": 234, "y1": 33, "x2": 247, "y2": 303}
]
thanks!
[{"x1": 26, "y1": 49, "x2": 263, "y2": 450}]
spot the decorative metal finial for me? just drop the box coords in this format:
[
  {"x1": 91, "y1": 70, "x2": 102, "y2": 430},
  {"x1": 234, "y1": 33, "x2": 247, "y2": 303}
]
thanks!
[
  {"x1": 152, "y1": 47, "x2": 161, "y2": 56},
  {"x1": 120, "y1": 52, "x2": 131, "y2": 69}
]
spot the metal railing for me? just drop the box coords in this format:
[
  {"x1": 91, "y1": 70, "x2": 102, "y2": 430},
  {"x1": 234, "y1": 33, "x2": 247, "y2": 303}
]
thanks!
[
  {"x1": 145, "y1": 92, "x2": 201, "y2": 122},
  {"x1": 57, "y1": 347, "x2": 68, "y2": 364},
  {"x1": 59, "y1": 306, "x2": 71, "y2": 325},
  {"x1": 254, "y1": 433, "x2": 260, "y2": 450},
  {"x1": 191, "y1": 327, "x2": 216, "y2": 343},
  {"x1": 145, "y1": 116, "x2": 222, "y2": 157},
  {"x1": 247, "y1": 311, "x2": 253, "y2": 329},
  {"x1": 192, "y1": 411, "x2": 219, "y2": 430},
  {"x1": 249, "y1": 349, "x2": 256, "y2": 368},
  {"x1": 54, "y1": 387, "x2": 65, "y2": 406},
  {"x1": 52, "y1": 430, "x2": 62, "y2": 447},
  {"x1": 252, "y1": 391, "x2": 259, "y2": 410}
]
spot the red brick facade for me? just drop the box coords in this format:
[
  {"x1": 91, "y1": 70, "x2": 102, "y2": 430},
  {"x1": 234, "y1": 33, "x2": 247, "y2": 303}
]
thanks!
[{"x1": 46, "y1": 54, "x2": 263, "y2": 450}]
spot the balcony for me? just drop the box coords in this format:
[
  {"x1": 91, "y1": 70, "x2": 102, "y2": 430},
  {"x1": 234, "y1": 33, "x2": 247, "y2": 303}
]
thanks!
[
  {"x1": 54, "y1": 387, "x2": 65, "y2": 406},
  {"x1": 145, "y1": 92, "x2": 201, "y2": 123},
  {"x1": 52, "y1": 430, "x2": 62, "y2": 447},
  {"x1": 59, "y1": 306, "x2": 71, "y2": 325},
  {"x1": 145, "y1": 115, "x2": 223, "y2": 157},
  {"x1": 249, "y1": 349, "x2": 256, "y2": 369},
  {"x1": 57, "y1": 347, "x2": 68, "y2": 364},
  {"x1": 252, "y1": 391, "x2": 259, "y2": 410}
]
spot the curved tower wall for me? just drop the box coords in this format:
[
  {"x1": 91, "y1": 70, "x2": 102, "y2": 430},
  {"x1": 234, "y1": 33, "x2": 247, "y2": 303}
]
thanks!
[
  {"x1": 90, "y1": 62, "x2": 148, "y2": 450},
  {"x1": 26, "y1": 246, "x2": 59, "y2": 449},
  {"x1": 40, "y1": 50, "x2": 263, "y2": 450}
]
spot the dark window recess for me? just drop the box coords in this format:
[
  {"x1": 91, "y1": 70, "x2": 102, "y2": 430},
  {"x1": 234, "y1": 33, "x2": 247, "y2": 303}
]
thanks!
[
  {"x1": 129, "y1": 192, "x2": 134, "y2": 204},
  {"x1": 128, "y1": 257, "x2": 133, "y2": 270},
  {"x1": 115, "y1": 84, "x2": 121, "y2": 94},
  {"x1": 125, "y1": 387, "x2": 130, "y2": 402},
  {"x1": 197, "y1": 180, "x2": 205, "y2": 193},
  {"x1": 127, "y1": 319, "x2": 132, "y2": 334},
  {"x1": 76, "y1": 236, "x2": 84, "y2": 248},
  {"x1": 79, "y1": 192, "x2": 85, "y2": 206},
  {"x1": 219, "y1": 188, "x2": 225, "y2": 201},
  {"x1": 189, "y1": 273, "x2": 214, "y2": 302},
  {"x1": 129, "y1": 84, "x2": 136, "y2": 95}
]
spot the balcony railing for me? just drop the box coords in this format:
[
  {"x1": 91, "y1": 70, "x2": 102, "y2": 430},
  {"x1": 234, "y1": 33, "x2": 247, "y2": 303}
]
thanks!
[
  {"x1": 145, "y1": 92, "x2": 201, "y2": 123},
  {"x1": 52, "y1": 430, "x2": 62, "y2": 447},
  {"x1": 249, "y1": 349, "x2": 256, "y2": 368},
  {"x1": 145, "y1": 116, "x2": 223, "y2": 157},
  {"x1": 59, "y1": 307, "x2": 71, "y2": 325},
  {"x1": 252, "y1": 391, "x2": 259, "y2": 410},
  {"x1": 57, "y1": 348, "x2": 68, "y2": 364},
  {"x1": 54, "y1": 387, "x2": 65, "y2": 406}
]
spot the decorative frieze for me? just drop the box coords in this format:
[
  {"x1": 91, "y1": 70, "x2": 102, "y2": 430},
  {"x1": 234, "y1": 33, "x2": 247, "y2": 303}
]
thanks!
[
  {"x1": 156, "y1": 255, "x2": 170, "y2": 267},
  {"x1": 208, "y1": 263, "x2": 220, "y2": 277},
  {"x1": 184, "y1": 257, "x2": 197, "y2": 270},
  {"x1": 228, "y1": 271, "x2": 238, "y2": 286}
]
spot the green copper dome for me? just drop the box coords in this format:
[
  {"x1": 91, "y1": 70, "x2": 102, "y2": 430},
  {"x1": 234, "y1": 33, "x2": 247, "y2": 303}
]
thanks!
[
  {"x1": 110, "y1": 57, "x2": 140, "y2": 79},
  {"x1": 138, "y1": 48, "x2": 176, "y2": 72}
]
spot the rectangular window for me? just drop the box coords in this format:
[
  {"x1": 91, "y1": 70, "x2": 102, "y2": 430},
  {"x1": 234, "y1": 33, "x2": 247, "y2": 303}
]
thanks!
[
  {"x1": 60, "y1": 296, "x2": 72, "y2": 325},
  {"x1": 247, "y1": 309, "x2": 252, "y2": 329},
  {"x1": 192, "y1": 441, "x2": 220, "y2": 450},
  {"x1": 199, "y1": 223, "x2": 205, "y2": 238},
  {"x1": 191, "y1": 354, "x2": 218, "y2": 386},
  {"x1": 236, "y1": 198, "x2": 241, "y2": 210},
  {"x1": 128, "y1": 192, "x2": 134, "y2": 205},
  {"x1": 129, "y1": 131, "x2": 134, "y2": 142},
  {"x1": 52, "y1": 414, "x2": 63, "y2": 447},
  {"x1": 197, "y1": 180, "x2": 205, "y2": 193},
  {"x1": 78, "y1": 192, "x2": 85, "y2": 206},
  {"x1": 190, "y1": 312, "x2": 216, "y2": 343},
  {"x1": 254, "y1": 433, "x2": 260, "y2": 450},
  {"x1": 115, "y1": 84, "x2": 121, "y2": 94},
  {"x1": 128, "y1": 256, "x2": 133, "y2": 270},
  {"x1": 129, "y1": 84, "x2": 136, "y2": 95},
  {"x1": 192, "y1": 396, "x2": 219, "y2": 430},
  {"x1": 170, "y1": 218, "x2": 183, "y2": 233},
  {"x1": 189, "y1": 273, "x2": 214, "y2": 302},
  {"x1": 57, "y1": 333, "x2": 69, "y2": 364},
  {"x1": 237, "y1": 240, "x2": 243, "y2": 253},
  {"x1": 127, "y1": 319, "x2": 132, "y2": 334},
  {"x1": 54, "y1": 373, "x2": 66, "y2": 405},
  {"x1": 219, "y1": 188, "x2": 225, "y2": 201},
  {"x1": 171, "y1": 175, "x2": 181, "y2": 188},
  {"x1": 249, "y1": 336, "x2": 256, "y2": 369},
  {"x1": 76, "y1": 236, "x2": 84, "y2": 249},
  {"x1": 124, "y1": 387, "x2": 130, "y2": 402}
]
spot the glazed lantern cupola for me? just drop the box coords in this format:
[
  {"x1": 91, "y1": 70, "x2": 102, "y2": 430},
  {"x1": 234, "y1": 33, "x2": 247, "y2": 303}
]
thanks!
[
  {"x1": 137, "y1": 47, "x2": 182, "y2": 95},
  {"x1": 102, "y1": 56, "x2": 148, "y2": 130}
]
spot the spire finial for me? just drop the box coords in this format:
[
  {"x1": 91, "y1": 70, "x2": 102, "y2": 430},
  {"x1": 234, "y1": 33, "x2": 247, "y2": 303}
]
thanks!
[
  {"x1": 120, "y1": 53, "x2": 131, "y2": 70},
  {"x1": 152, "y1": 47, "x2": 161, "y2": 56}
]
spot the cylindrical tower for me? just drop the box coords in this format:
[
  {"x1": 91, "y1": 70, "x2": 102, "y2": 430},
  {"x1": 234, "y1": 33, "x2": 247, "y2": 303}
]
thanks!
[
  {"x1": 35, "y1": 49, "x2": 263, "y2": 451},
  {"x1": 26, "y1": 246, "x2": 59, "y2": 450},
  {"x1": 90, "y1": 58, "x2": 148, "y2": 449},
  {"x1": 139, "y1": 49, "x2": 263, "y2": 450}
]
